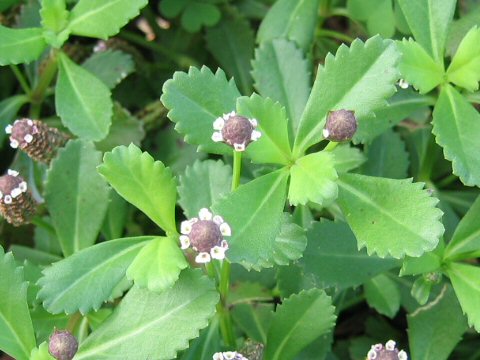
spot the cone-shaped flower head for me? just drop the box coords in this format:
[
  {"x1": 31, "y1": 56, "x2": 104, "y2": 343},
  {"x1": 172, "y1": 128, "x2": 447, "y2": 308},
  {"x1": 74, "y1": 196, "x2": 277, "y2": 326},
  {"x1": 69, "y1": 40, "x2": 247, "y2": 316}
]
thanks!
[
  {"x1": 6, "y1": 118, "x2": 68, "y2": 164},
  {"x1": 48, "y1": 330, "x2": 78, "y2": 360},
  {"x1": 367, "y1": 340, "x2": 408, "y2": 360},
  {"x1": 0, "y1": 170, "x2": 36, "y2": 226},
  {"x1": 180, "y1": 208, "x2": 231, "y2": 264},
  {"x1": 323, "y1": 109, "x2": 357, "y2": 142},
  {"x1": 212, "y1": 111, "x2": 261, "y2": 151}
]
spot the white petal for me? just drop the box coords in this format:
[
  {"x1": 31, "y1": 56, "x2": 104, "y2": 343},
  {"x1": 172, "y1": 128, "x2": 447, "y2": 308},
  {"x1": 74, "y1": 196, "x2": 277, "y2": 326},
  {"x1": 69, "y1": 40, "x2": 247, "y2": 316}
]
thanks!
[
  {"x1": 398, "y1": 79, "x2": 409, "y2": 89},
  {"x1": 322, "y1": 128, "x2": 330, "y2": 138},
  {"x1": 195, "y1": 252, "x2": 211, "y2": 263},
  {"x1": 213, "y1": 117, "x2": 225, "y2": 130},
  {"x1": 4, "y1": 195, "x2": 12, "y2": 204},
  {"x1": 229, "y1": 111, "x2": 236, "y2": 117},
  {"x1": 249, "y1": 118, "x2": 258, "y2": 127},
  {"x1": 5, "y1": 125, "x2": 12, "y2": 134},
  {"x1": 27, "y1": 119, "x2": 33, "y2": 126},
  {"x1": 398, "y1": 350, "x2": 408, "y2": 360},
  {"x1": 223, "y1": 352, "x2": 236, "y2": 360},
  {"x1": 211, "y1": 246, "x2": 226, "y2": 260},
  {"x1": 24, "y1": 134, "x2": 33, "y2": 143},
  {"x1": 220, "y1": 222, "x2": 231, "y2": 236},
  {"x1": 367, "y1": 349, "x2": 377, "y2": 359},
  {"x1": 212, "y1": 132, "x2": 223, "y2": 142},
  {"x1": 221, "y1": 240, "x2": 229, "y2": 249},
  {"x1": 373, "y1": 344, "x2": 383, "y2": 351},
  {"x1": 385, "y1": 340, "x2": 396, "y2": 351},
  {"x1": 181, "y1": 220, "x2": 193, "y2": 234},
  {"x1": 18, "y1": 181, "x2": 27, "y2": 192},
  {"x1": 7, "y1": 169, "x2": 19, "y2": 177},
  {"x1": 233, "y1": 143, "x2": 245, "y2": 151},
  {"x1": 199, "y1": 208, "x2": 212, "y2": 220},
  {"x1": 10, "y1": 139, "x2": 19, "y2": 149},
  {"x1": 179, "y1": 235, "x2": 190, "y2": 249},
  {"x1": 11, "y1": 188, "x2": 21, "y2": 198},
  {"x1": 251, "y1": 130, "x2": 261, "y2": 141},
  {"x1": 0, "y1": 191, "x2": 3, "y2": 199},
  {"x1": 213, "y1": 215, "x2": 224, "y2": 224},
  {"x1": 213, "y1": 353, "x2": 224, "y2": 360}
]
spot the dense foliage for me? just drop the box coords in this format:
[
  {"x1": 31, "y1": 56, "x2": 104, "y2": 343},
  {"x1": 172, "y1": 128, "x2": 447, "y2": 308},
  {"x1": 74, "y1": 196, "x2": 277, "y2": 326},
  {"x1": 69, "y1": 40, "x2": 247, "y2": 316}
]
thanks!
[{"x1": 1, "y1": 0, "x2": 480, "y2": 359}]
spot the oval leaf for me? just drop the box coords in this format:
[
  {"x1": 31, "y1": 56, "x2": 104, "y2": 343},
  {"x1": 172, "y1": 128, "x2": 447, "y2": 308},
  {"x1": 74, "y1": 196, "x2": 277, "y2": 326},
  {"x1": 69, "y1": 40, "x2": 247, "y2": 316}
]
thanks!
[{"x1": 0, "y1": 26, "x2": 47, "y2": 65}]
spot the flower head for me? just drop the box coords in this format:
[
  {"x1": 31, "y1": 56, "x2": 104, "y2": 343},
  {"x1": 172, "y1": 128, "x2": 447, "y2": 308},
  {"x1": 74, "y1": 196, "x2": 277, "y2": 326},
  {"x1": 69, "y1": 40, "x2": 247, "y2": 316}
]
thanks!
[
  {"x1": 323, "y1": 109, "x2": 357, "y2": 142},
  {"x1": 211, "y1": 111, "x2": 261, "y2": 151},
  {"x1": 48, "y1": 329, "x2": 78, "y2": 360},
  {"x1": 0, "y1": 169, "x2": 36, "y2": 226},
  {"x1": 367, "y1": 340, "x2": 408, "y2": 360},
  {"x1": 180, "y1": 208, "x2": 231, "y2": 263},
  {"x1": 213, "y1": 351, "x2": 248, "y2": 360}
]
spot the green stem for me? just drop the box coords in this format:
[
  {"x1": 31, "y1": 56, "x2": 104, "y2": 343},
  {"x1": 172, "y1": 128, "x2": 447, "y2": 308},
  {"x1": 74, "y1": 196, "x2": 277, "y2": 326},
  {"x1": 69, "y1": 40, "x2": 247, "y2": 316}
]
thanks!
[
  {"x1": 317, "y1": 29, "x2": 354, "y2": 43},
  {"x1": 29, "y1": 49, "x2": 59, "y2": 118},
  {"x1": 216, "y1": 150, "x2": 243, "y2": 348},
  {"x1": 119, "y1": 31, "x2": 199, "y2": 69},
  {"x1": 324, "y1": 141, "x2": 339, "y2": 151},
  {"x1": 436, "y1": 173, "x2": 458, "y2": 189},
  {"x1": 417, "y1": 136, "x2": 439, "y2": 182},
  {"x1": 10, "y1": 65, "x2": 31, "y2": 95}
]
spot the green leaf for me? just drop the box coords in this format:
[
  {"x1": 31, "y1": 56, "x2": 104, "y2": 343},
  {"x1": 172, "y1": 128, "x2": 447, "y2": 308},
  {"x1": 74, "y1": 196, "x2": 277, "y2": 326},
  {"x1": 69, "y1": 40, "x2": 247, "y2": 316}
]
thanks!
[
  {"x1": 95, "y1": 103, "x2": 145, "y2": 152},
  {"x1": 397, "y1": 38, "x2": 445, "y2": 94},
  {"x1": 288, "y1": 151, "x2": 338, "y2": 206},
  {"x1": 205, "y1": 10, "x2": 254, "y2": 95},
  {"x1": 98, "y1": 144, "x2": 177, "y2": 234},
  {"x1": 126, "y1": 237, "x2": 188, "y2": 293},
  {"x1": 178, "y1": 159, "x2": 232, "y2": 219},
  {"x1": 10, "y1": 245, "x2": 62, "y2": 266},
  {"x1": 56, "y1": 52, "x2": 112, "y2": 141},
  {"x1": 301, "y1": 221, "x2": 399, "y2": 289},
  {"x1": 40, "y1": 0, "x2": 68, "y2": 32},
  {"x1": 179, "y1": 2, "x2": 221, "y2": 33},
  {"x1": 30, "y1": 342, "x2": 55, "y2": 360},
  {"x1": 0, "y1": 247, "x2": 36, "y2": 360},
  {"x1": 337, "y1": 173, "x2": 444, "y2": 258},
  {"x1": 400, "y1": 251, "x2": 441, "y2": 276},
  {"x1": 364, "y1": 274, "x2": 401, "y2": 318},
  {"x1": 397, "y1": 0, "x2": 456, "y2": 62},
  {"x1": 0, "y1": 95, "x2": 29, "y2": 144},
  {"x1": 257, "y1": 0, "x2": 320, "y2": 52},
  {"x1": 294, "y1": 36, "x2": 400, "y2": 156},
  {"x1": 447, "y1": 262, "x2": 480, "y2": 331},
  {"x1": 161, "y1": 66, "x2": 241, "y2": 155},
  {"x1": 231, "y1": 303, "x2": 273, "y2": 343},
  {"x1": 74, "y1": 269, "x2": 219, "y2": 360},
  {"x1": 445, "y1": 195, "x2": 480, "y2": 260},
  {"x1": 37, "y1": 236, "x2": 151, "y2": 314},
  {"x1": 237, "y1": 94, "x2": 293, "y2": 165},
  {"x1": 362, "y1": 129, "x2": 409, "y2": 179},
  {"x1": 0, "y1": 26, "x2": 47, "y2": 65},
  {"x1": 408, "y1": 285, "x2": 467, "y2": 360},
  {"x1": 432, "y1": 84, "x2": 480, "y2": 186},
  {"x1": 45, "y1": 140, "x2": 110, "y2": 257},
  {"x1": 67, "y1": 0, "x2": 148, "y2": 39},
  {"x1": 270, "y1": 213, "x2": 307, "y2": 266},
  {"x1": 348, "y1": 0, "x2": 395, "y2": 38},
  {"x1": 82, "y1": 50, "x2": 135, "y2": 89},
  {"x1": 264, "y1": 289, "x2": 336, "y2": 360},
  {"x1": 331, "y1": 144, "x2": 366, "y2": 173},
  {"x1": 212, "y1": 169, "x2": 289, "y2": 270},
  {"x1": 251, "y1": 39, "x2": 310, "y2": 131},
  {"x1": 446, "y1": 5, "x2": 480, "y2": 56},
  {"x1": 447, "y1": 26, "x2": 480, "y2": 92}
]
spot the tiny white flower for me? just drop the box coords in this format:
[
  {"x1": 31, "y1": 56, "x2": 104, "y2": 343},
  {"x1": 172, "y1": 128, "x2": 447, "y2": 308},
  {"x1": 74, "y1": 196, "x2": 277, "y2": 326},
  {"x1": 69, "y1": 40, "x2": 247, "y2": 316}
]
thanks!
[
  {"x1": 27, "y1": 119, "x2": 33, "y2": 126},
  {"x1": 4, "y1": 195, "x2": 12, "y2": 204},
  {"x1": 398, "y1": 350, "x2": 408, "y2": 360},
  {"x1": 213, "y1": 215, "x2": 224, "y2": 225},
  {"x1": 181, "y1": 220, "x2": 194, "y2": 234},
  {"x1": 233, "y1": 143, "x2": 245, "y2": 151},
  {"x1": 398, "y1": 79, "x2": 409, "y2": 89},
  {"x1": 220, "y1": 222, "x2": 231, "y2": 237},
  {"x1": 199, "y1": 208, "x2": 213, "y2": 220},
  {"x1": 250, "y1": 130, "x2": 262, "y2": 141},
  {"x1": 385, "y1": 340, "x2": 396, "y2": 351},
  {"x1": 211, "y1": 246, "x2": 226, "y2": 260},
  {"x1": 213, "y1": 117, "x2": 225, "y2": 130},
  {"x1": 223, "y1": 352, "x2": 236, "y2": 360},
  {"x1": 221, "y1": 240, "x2": 229, "y2": 249},
  {"x1": 10, "y1": 187, "x2": 22, "y2": 198},
  {"x1": 195, "y1": 252, "x2": 211, "y2": 263},
  {"x1": 322, "y1": 128, "x2": 330, "y2": 139},
  {"x1": 7, "y1": 169, "x2": 19, "y2": 177},
  {"x1": 212, "y1": 353, "x2": 224, "y2": 360},
  {"x1": 249, "y1": 118, "x2": 258, "y2": 127},
  {"x1": 373, "y1": 344, "x2": 383, "y2": 351},
  {"x1": 10, "y1": 139, "x2": 19, "y2": 149},
  {"x1": 0, "y1": 191, "x2": 3, "y2": 199},
  {"x1": 179, "y1": 235, "x2": 190, "y2": 249},
  {"x1": 5, "y1": 125, "x2": 12, "y2": 134},
  {"x1": 212, "y1": 132, "x2": 223, "y2": 142},
  {"x1": 367, "y1": 349, "x2": 377, "y2": 359},
  {"x1": 24, "y1": 134, "x2": 33, "y2": 143}
]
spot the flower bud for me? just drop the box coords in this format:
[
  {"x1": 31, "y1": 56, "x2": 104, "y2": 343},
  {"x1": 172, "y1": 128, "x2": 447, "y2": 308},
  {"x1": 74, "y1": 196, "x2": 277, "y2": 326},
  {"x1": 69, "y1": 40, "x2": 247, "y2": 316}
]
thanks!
[
  {"x1": 367, "y1": 340, "x2": 408, "y2": 360},
  {"x1": 0, "y1": 170, "x2": 36, "y2": 226},
  {"x1": 48, "y1": 330, "x2": 78, "y2": 360},
  {"x1": 323, "y1": 109, "x2": 357, "y2": 142},
  {"x1": 212, "y1": 111, "x2": 261, "y2": 151},
  {"x1": 6, "y1": 119, "x2": 68, "y2": 164}
]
